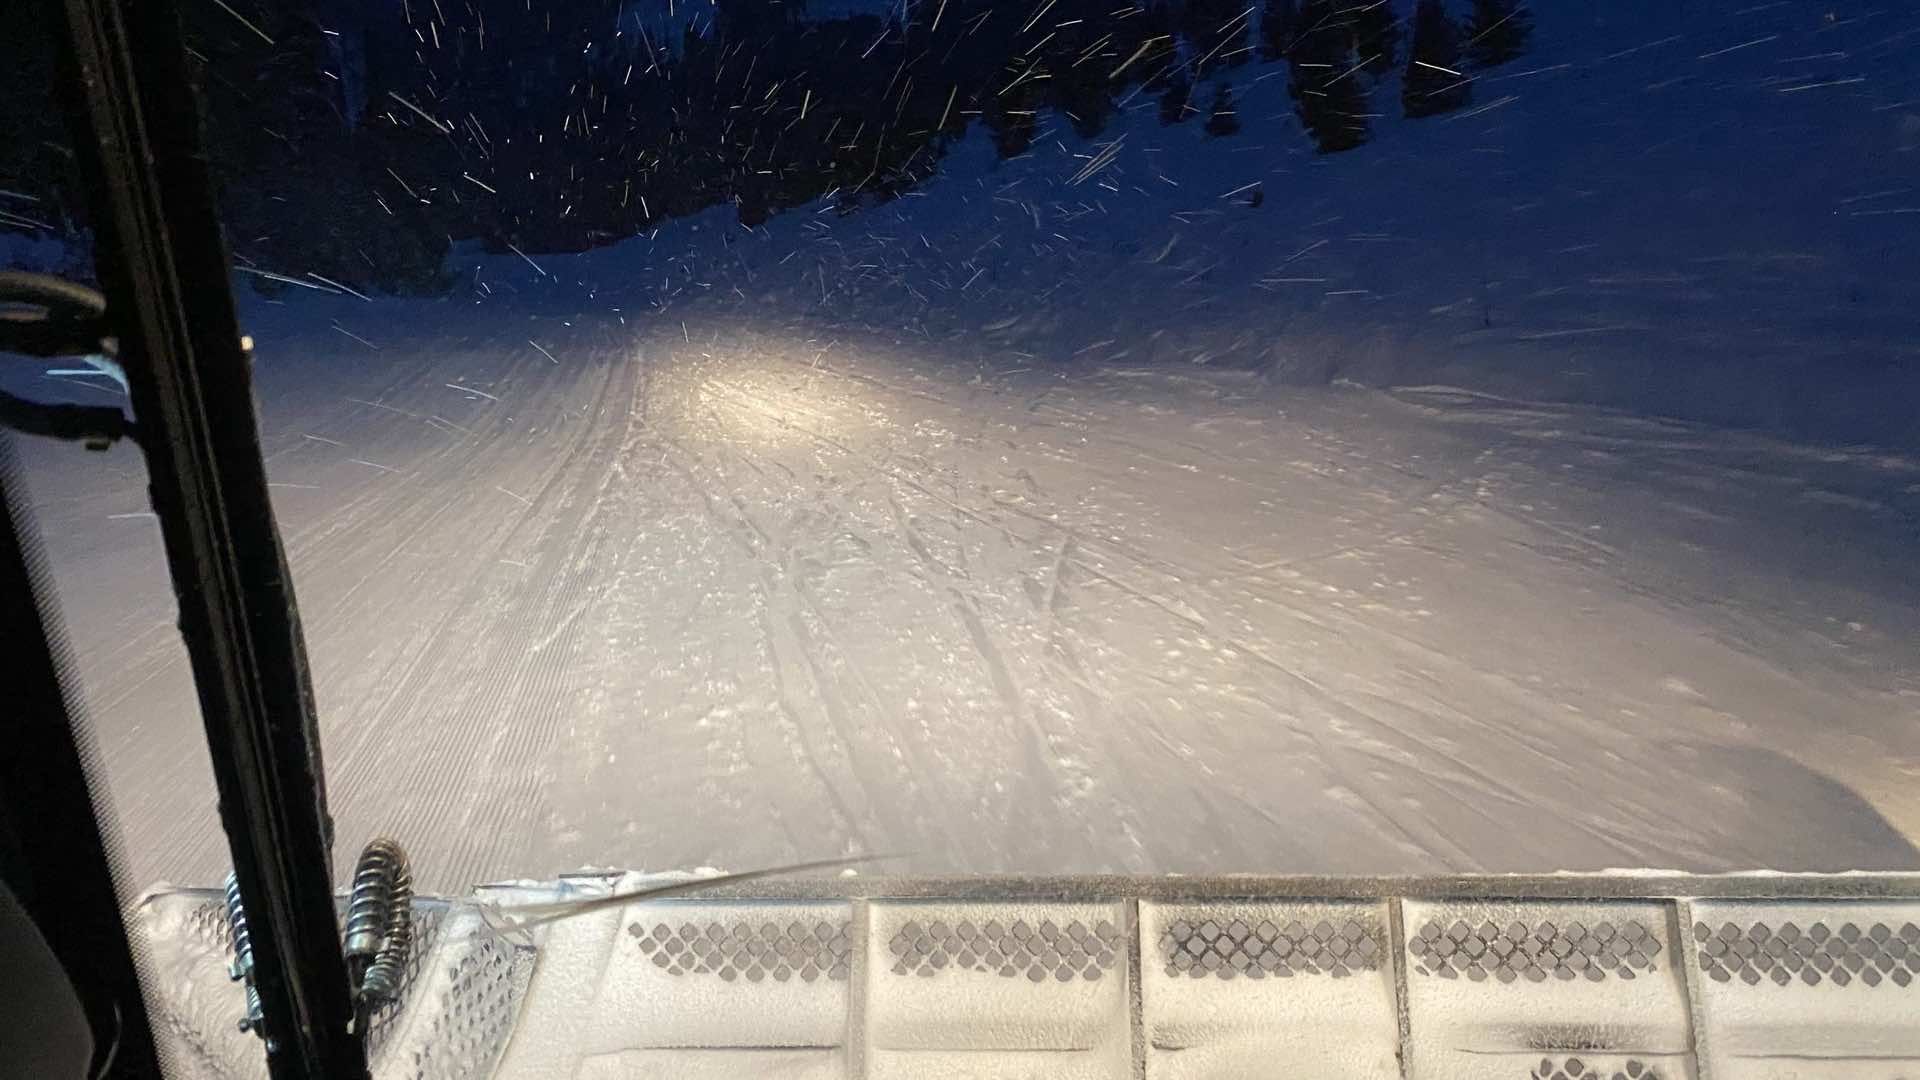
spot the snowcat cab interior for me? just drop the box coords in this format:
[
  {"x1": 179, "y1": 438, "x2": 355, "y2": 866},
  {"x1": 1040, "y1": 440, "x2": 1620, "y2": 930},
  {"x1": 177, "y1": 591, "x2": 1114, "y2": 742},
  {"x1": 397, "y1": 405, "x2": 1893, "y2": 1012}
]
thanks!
[{"x1": 3, "y1": 1, "x2": 1920, "y2": 1078}]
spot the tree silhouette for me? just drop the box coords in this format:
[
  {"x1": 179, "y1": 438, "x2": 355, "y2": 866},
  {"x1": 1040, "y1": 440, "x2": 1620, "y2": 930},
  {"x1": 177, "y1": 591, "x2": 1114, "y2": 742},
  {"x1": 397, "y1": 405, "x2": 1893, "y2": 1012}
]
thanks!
[
  {"x1": 984, "y1": 47, "x2": 1051, "y2": 160},
  {"x1": 13, "y1": 0, "x2": 1442, "y2": 291},
  {"x1": 1345, "y1": 0, "x2": 1401, "y2": 76},
  {"x1": 1205, "y1": 84, "x2": 1242, "y2": 136},
  {"x1": 1402, "y1": 0, "x2": 1471, "y2": 118},
  {"x1": 984, "y1": 97, "x2": 1040, "y2": 159},
  {"x1": 1055, "y1": 66, "x2": 1119, "y2": 139},
  {"x1": 1182, "y1": 0, "x2": 1254, "y2": 75},
  {"x1": 1289, "y1": 0, "x2": 1372, "y2": 153},
  {"x1": 1047, "y1": 6, "x2": 1135, "y2": 138},
  {"x1": 1159, "y1": 70, "x2": 1195, "y2": 125},
  {"x1": 1259, "y1": 0, "x2": 1297, "y2": 61},
  {"x1": 1464, "y1": 0, "x2": 1532, "y2": 68}
]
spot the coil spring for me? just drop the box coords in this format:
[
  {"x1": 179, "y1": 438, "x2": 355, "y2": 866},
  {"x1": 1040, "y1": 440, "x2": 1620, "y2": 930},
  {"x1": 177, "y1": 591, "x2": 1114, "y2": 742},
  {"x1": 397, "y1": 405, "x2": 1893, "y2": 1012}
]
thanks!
[
  {"x1": 222, "y1": 871, "x2": 266, "y2": 1037},
  {"x1": 360, "y1": 848, "x2": 413, "y2": 1004},
  {"x1": 343, "y1": 837, "x2": 413, "y2": 1008},
  {"x1": 342, "y1": 840, "x2": 398, "y2": 966}
]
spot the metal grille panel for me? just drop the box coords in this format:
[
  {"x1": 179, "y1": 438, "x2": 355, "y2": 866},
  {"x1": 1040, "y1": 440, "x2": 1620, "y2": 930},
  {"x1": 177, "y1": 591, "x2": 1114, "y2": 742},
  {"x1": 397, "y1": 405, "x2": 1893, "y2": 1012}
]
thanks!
[
  {"x1": 886, "y1": 917, "x2": 1122, "y2": 981},
  {"x1": 631, "y1": 918, "x2": 851, "y2": 982},
  {"x1": 1159, "y1": 914, "x2": 1381, "y2": 979},
  {"x1": 404, "y1": 928, "x2": 534, "y2": 1080},
  {"x1": 1532, "y1": 1057, "x2": 1661, "y2": 1080},
  {"x1": 1693, "y1": 919, "x2": 1920, "y2": 987},
  {"x1": 1408, "y1": 917, "x2": 1662, "y2": 981}
]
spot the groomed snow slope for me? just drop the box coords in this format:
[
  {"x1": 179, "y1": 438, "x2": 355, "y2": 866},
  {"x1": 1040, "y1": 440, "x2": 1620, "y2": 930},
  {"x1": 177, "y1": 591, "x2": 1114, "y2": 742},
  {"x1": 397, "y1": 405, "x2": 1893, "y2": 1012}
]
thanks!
[
  {"x1": 8, "y1": 0, "x2": 1920, "y2": 894},
  {"x1": 21, "y1": 317, "x2": 1920, "y2": 893}
]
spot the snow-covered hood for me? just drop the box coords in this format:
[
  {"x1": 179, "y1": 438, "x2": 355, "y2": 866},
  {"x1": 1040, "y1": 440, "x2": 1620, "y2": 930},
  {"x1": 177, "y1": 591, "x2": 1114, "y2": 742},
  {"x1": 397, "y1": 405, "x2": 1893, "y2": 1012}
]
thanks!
[{"x1": 135, "y1": 871, "x2": 1920, "y2": 1078}]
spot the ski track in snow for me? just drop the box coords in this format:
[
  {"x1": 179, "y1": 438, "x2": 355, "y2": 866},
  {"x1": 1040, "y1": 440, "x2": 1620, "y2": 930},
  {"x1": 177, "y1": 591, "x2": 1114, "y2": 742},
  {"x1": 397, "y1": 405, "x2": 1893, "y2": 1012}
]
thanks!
[{"x1": 18, "y1": 315, "x2": 1919, "y2": 895}]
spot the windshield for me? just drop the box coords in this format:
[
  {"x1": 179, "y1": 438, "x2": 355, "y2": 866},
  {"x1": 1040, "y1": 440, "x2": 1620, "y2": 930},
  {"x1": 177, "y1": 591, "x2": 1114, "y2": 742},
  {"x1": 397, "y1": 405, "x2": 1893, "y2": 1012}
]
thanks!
[{"x1": 5, "y1": 0, "x2": 1918, "y2": 903}]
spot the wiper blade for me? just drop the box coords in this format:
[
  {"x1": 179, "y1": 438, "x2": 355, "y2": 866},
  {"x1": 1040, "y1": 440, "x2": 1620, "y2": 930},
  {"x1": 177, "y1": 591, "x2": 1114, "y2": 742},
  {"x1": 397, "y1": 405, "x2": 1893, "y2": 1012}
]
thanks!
[{"x1": 480, "y1": 853, "x2": 899, "y2": 934}]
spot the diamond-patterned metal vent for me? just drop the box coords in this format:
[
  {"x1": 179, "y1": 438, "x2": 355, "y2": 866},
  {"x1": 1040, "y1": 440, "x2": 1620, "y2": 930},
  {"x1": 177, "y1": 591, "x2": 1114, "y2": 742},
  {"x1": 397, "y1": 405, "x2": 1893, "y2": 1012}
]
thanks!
[
  {"x1": 407, "y1": 928, "x2": 534, "y2": 1080},
  {"x1": 366, "y1": 905, "x2": 444, "y2": 1055},
  {"x1": 1693, "y1": 920, "x2": 1920, "y2": 987},
  {"x1": 1408, "y1": 918, "x2": 1662, "y2": 981},
  {"x1": 1532, "y1": 1058, "x2": 1660, "y2": 1080},
  {"x1": 1160, "y1": 916, "x2": 1381, "y2": 979},
  {"x1": 185, "y1": 898, "x2": 231, "y2": 954},
  {"x1": 631, "y1": 919, "x2": 851, "y2": 982},
  {"x1": 887, "y1": 918, "x2": 1122, "y2": 981}
]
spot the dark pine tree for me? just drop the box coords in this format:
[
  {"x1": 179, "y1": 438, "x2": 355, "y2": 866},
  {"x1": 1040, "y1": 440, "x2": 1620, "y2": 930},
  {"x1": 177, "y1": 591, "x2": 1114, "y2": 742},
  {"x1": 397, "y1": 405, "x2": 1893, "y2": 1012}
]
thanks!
[
  {"x1": 1259, "y1": 0, "x2": 1297, "y2": 61},
  {"x1": 1055, "y1": 66, "x2": 1119, "y2": 139},
  {"x1": 985, "y1": 108, "x2": 1039, "y2": 159},
  {"x1": 1182, "y1": 0, "x2": 1254, "y2": 74},
  {"x1": 986, "y1": 58, "x2": 1045, "y2": 159},
  {"x1": 1158, "y1": 70, "x2": 1195, "y2": 125},
  {"x1": 1054, "y1": 17, "x2": 1133, "y2": 139},
  {"x1": 985, "y1": 98, "x2": 1040, "y2": 159},
  {"x1": 1204, "y1": 84, "x2": 1242, "y2": 136},
  {"x1": 1402, "y1": 0, "x2": 1471, "y2": 118},
  {"x1": 1289, "y1": 0, "x2": 1372, "y2": 153},
  {"x1": 1464, "y1": 0, "x2": 1533, "y2": 69},
  {"x1": 1345, "y1": 0, "x2": 1401, "y2": 75}
]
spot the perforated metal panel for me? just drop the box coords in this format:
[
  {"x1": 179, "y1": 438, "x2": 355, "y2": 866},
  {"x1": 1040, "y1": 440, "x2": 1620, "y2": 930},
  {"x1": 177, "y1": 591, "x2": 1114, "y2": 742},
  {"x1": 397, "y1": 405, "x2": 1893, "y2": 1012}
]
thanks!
[
  {"x1": 1693, "y1": 917, "x2": 1920, "y2": 988},
  {"x1": 1160, "y1": 913, "x2": 1382, "y2": 979},
  {"x1": 132, "y1": 875, "x2": 1920, "y2": 1080},
  {"x1": 365, "y1": 904, "x2": 446, "y2": 1057},
  {"x1": 631, "y1": 917, "x2": 850, "y2": 982},
  {"x1": 401, "y1": 925, "x2": 535, "y2": 1080},
  {"x1": 1408, "y1": 916, "x2": 1662, "y2": 982},
  {"x1": 885, "y1": 915, "x2": 1122, "y2": 981},
  {"x1": 1531, "y1": 1057, "x2": 1663, "y2": 1080}
]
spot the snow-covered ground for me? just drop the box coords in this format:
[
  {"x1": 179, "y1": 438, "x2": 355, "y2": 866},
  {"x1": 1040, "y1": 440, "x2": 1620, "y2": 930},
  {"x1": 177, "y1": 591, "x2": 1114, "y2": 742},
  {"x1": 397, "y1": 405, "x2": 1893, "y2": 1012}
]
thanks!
[
  {"x1": 20, "y1": 310, "x2": 1920, "y2": 893},
  {"x1": 9, "y1": 0, "x2": 1920, "y2": 894}
]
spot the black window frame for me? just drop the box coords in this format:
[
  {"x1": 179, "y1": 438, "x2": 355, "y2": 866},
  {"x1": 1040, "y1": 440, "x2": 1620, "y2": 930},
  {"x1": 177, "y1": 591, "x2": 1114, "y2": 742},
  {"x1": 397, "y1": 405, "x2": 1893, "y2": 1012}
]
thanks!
[{"x1": 6, "y1": 0, "x2": 372, "y2": 1076}]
